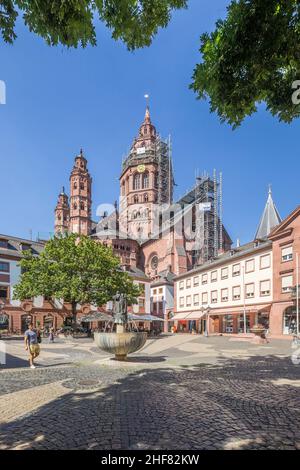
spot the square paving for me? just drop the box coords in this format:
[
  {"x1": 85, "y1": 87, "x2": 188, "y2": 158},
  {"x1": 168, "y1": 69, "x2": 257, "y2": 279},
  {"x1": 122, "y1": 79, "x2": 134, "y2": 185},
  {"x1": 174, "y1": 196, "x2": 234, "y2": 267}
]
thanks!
[{"x1": 0, "y1": 335, "x2": 299, "y2": 450}]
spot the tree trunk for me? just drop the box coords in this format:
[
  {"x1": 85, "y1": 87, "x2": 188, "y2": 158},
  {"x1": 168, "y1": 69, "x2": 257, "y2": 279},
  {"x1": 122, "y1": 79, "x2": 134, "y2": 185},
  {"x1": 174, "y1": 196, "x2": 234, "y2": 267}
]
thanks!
[{"x1": 71, "y1": 300, "x2": 77, "y2": 325}]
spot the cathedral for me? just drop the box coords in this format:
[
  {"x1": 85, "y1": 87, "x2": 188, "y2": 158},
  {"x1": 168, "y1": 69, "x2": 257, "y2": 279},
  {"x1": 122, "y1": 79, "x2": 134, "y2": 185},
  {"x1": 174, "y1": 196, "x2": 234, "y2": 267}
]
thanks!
[{"x1": 54, "y1": 106, "x2": 232, "y2": 282}]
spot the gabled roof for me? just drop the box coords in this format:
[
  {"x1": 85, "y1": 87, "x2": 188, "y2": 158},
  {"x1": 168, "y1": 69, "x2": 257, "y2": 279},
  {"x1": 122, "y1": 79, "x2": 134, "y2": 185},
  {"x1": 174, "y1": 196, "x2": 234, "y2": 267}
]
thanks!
[
  {"x1": 269, "y1": 204, "x2": 300, "y2": 239},
  {"x1": 255, "y1": 188, "x2": 281, "y2": 240},
  {"x1": 151, "y1": 269, "x2": 176, "y2": 287}
]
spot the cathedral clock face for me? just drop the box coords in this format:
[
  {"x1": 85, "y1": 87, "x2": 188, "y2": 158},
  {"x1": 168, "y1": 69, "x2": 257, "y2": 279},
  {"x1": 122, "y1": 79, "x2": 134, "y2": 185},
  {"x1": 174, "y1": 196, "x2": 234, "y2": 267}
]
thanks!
[{"x1": 137, "y1": 164, "x2": 146, "y2": 173}]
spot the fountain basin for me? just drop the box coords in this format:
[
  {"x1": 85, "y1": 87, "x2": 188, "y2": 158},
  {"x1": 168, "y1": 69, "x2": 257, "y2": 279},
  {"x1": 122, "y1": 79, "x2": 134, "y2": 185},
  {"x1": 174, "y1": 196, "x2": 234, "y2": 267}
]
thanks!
[{"x1": 94, "y1": 332, "x2": 147, "y2": 361}]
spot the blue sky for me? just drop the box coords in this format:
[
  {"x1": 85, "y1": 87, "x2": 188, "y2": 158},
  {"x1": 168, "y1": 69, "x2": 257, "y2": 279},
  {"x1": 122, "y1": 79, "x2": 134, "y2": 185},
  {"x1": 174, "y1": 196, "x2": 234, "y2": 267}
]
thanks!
[{"x1": 0, "y1": 0, "x2": 299, "y2": 244}]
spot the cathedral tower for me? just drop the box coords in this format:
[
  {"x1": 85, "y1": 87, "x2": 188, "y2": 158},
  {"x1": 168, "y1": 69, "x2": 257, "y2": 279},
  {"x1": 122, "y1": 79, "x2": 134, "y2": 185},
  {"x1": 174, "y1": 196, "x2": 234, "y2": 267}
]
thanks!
[
  {"x1": 119, "y1": 106, "x2": 173, "y2": 241},
  {"x1": 54, "y1": 187, "x2": 70, "y2": 235},
  {"x1": 69, "y1": 150, "x2": 92, "y2": 235}
]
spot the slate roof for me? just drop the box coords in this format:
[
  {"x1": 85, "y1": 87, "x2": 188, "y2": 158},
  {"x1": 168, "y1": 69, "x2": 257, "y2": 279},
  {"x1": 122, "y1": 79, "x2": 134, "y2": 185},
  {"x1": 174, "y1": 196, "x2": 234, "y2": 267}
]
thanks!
[
  {"x1": 0, "y1": 234, "x2": 45, "y2": 258},
  {"x1": 255, "y1": 189, "x2": 282, "y2": 240}
]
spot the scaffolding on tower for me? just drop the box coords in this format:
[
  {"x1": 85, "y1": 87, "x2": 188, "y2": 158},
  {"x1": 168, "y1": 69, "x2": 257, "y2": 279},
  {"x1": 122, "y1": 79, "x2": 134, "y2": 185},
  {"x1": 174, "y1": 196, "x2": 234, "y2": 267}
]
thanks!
[
  {"x1": 156, "y1": 135, "x2": 173, "y2": 205},
  {"x1": 192, "y1": 170, "x2": 223, "y2": 266}
]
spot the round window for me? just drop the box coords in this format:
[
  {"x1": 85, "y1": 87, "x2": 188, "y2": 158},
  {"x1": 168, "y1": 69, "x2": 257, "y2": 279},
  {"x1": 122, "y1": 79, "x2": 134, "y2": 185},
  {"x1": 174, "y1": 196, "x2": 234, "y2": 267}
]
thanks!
[{"x1": 151, "y1": 256, "x2": 159, "y2": 270}]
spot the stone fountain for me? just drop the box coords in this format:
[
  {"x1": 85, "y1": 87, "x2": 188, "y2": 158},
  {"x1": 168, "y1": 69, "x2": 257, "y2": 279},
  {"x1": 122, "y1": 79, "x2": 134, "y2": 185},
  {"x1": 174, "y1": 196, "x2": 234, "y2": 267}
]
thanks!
[{"x1": 94, "y1": 293, "x2": 147, "y2": 361}]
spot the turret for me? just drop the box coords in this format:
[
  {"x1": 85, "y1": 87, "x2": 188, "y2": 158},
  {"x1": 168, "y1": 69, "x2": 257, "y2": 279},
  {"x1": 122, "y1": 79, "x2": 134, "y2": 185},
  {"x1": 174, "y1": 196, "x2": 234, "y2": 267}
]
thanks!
[{"x1": 54, "y1": 187, "x2": 70, "y2": 235}]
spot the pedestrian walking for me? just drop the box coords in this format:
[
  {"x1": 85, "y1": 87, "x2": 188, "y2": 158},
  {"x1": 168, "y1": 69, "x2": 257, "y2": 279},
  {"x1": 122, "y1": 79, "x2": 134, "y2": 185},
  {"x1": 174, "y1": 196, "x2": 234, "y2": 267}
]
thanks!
[
  {"x1": 49, "y1": 327, "x2": 55, "y2": 343},
  {"x1": 24, "y1": 323, "x2": 40, "y2": 369}
]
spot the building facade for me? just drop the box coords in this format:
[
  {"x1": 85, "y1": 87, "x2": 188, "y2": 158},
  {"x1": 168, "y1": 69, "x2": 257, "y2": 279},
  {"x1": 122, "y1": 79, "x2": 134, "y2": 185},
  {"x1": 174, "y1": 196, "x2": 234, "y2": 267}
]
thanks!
[
  {"x1": 269, "y1": 206, "x2": 300, "y2": 336},
  {"x1": 0, "y1": 234, "x2": 151, "y2": 333},
  {"x1": 3, "y1": 106, "x2": 299, "y2": 337},
  {"x1": 173, "y1": 240, "x2": 273, "y2": 334},
  {"x1": 173, "y1": 194, "x2": 300, "y2": 337}
]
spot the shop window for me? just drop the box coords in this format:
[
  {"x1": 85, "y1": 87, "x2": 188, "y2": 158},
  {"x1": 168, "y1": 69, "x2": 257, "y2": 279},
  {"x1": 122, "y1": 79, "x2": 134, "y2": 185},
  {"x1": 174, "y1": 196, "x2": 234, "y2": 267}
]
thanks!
[{"x1": 283, "y1": 306, "x2": 297, "y2": 334}]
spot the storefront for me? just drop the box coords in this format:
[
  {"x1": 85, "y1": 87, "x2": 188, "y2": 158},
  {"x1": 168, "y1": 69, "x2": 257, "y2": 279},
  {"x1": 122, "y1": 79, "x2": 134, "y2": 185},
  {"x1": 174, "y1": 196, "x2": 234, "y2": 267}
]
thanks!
[
  {"x1": 209, "y1": 305, "x2": 271, "y2": 334},
  {"x1": 283, "y1": 306, "x2": 298, "y2": 335},
  {"x1": 169, "y1": 311, "x2": 206, "y2": 334},
  {"x1": 0, "y1": 312, "x2": 9, "y2": 330}
]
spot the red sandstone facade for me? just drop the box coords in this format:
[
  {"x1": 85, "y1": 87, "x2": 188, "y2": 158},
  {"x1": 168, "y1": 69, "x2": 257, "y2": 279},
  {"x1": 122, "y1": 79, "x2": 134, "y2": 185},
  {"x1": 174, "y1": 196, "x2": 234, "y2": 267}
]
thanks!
[
  {"x1": 2, "y1": 108, "x2": 299, "y2": 337},
  {"x1": 268, "y1": 206, "x2": 300, "y2": 336}
]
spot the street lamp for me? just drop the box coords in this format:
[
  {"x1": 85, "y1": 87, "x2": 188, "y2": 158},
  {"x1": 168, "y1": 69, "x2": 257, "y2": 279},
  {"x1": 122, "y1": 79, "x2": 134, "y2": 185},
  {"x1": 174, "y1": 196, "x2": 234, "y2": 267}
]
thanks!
[
  {"x1": 200, "y1": 305, "x2": 211, "y2": 337},
  {"x1": 296, "y1": 253, "x2": 299, "y2": 337},
  {"x1": 205, "y1": 306, "x2": 211, "y2": 337}
]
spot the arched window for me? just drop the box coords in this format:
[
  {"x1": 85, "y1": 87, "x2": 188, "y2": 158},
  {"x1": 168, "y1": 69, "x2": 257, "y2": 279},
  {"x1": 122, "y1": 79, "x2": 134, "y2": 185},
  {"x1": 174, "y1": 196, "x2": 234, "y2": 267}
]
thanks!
[
  {"x1": 154, "y1": 173, "x2": 159, "y2": 188},
  {"x1": 73, "y1": 203, "x2": 77, "y2": 210},
  {"x1": 133, "y1": 173, "x2": 140, "y2": 190},
  {"x1": 144, "y1": 193, "x2": 149, "y2": 202},
  {"x1": 80, "y1": 182, "x2": 85, "y2": 190},
  {"x1": 74, "y1": 182, "x2": 77, "y2": 189},
  {"x1": 80, "y1": 202, "x2": 85, "y2": 211},
  {"x1": 142, "y1": 172, "x2": 149, "y2": 189},
  {"x1": 133, "y1": 195, "x2": 139, "y2": 204}
]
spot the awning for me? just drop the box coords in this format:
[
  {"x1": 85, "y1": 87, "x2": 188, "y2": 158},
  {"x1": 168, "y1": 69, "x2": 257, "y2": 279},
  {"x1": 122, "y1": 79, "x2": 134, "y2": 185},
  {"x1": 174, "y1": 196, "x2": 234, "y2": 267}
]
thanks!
[
  {"x1": 128, "y1": 314, "x2": 164, "y2": 322},
  {"x1": 208, "y1": 304, "x2": 272, "y2": 315},
  {"x1": 185, "y1": 311, "x2": 206, "y2": 320},
  {"x1": 78, "y1": 312, "x2": 113, "y2": 322},
  {"x1": 169, "y1": 312, "x2": 191, "y2": 321}
]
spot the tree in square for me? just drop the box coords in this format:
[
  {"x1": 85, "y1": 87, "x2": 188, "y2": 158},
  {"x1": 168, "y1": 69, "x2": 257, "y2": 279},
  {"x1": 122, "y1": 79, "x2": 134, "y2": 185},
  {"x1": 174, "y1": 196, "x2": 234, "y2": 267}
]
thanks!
[{"x1": 13, "y1": 233, "x2": 141, "y2": 322}]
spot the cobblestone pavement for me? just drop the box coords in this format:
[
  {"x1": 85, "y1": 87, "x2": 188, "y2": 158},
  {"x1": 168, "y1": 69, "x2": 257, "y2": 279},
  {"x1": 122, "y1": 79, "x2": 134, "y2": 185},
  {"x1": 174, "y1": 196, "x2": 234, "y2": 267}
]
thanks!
[{"x1": 0, "y1": 336, "x2": 300, "y2": 450}]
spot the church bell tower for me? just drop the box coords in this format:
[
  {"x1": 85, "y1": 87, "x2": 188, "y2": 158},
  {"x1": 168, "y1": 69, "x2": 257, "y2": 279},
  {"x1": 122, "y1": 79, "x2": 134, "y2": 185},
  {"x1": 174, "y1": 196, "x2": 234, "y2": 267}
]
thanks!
[{"x1": 69, "y1": 150, "x2": 92, "y2": 235}]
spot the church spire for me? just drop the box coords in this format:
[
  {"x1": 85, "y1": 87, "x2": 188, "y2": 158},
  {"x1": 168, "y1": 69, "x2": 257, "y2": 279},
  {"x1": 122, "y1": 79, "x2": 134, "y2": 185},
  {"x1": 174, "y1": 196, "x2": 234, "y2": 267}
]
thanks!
[
  {"x1": 144, "y1": 105, "x2": 151, "y2": 124},
  {"x1": 255, "y1": 186, "x2": 282, "y2": 240}
]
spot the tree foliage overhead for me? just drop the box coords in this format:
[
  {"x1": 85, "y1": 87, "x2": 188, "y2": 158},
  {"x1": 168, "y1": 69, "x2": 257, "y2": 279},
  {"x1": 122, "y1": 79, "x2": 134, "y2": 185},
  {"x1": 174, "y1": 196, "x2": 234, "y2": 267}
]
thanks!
[
  {"x1": 2, "y1": 1, "x2": 300, "y2": 127},
  {"x1": 0, "y1": 0, "x2": 187, "y2": 49},
  {"x1": 13, "y1": 234, "x2": 140, "y2": 315},
  {"x1": 191, "y1": 0, "x2": 300, "y2": 128}
]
